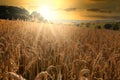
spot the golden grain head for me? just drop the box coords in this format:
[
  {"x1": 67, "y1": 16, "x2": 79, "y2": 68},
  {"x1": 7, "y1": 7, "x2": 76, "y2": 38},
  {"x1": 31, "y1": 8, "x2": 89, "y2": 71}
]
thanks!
[
  {"x1": 80, "y1": 69, "x2": 90, "y2": 76},
  {"x1": 0, "y1": 19, "x2": 120, "y2": 80}
]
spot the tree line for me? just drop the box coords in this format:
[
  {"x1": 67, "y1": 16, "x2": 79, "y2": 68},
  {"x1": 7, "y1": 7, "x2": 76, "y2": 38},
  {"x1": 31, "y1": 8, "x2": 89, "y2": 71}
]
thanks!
[
  {"x1": 0, "y1": 5, "x2": 44, "y2": 22},
  {"x1": 75, "y1": 22, "x2": 120, "y2": 30}
]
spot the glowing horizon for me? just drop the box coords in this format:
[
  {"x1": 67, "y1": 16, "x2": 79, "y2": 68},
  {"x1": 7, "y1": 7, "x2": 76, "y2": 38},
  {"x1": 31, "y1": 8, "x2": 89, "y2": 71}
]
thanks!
[
  {"x1": 0, "y1": 0, "x2": 120, "y2": 20},
  {"x1": 37, "y1": 5, "x2": 56, "y2": 20}
]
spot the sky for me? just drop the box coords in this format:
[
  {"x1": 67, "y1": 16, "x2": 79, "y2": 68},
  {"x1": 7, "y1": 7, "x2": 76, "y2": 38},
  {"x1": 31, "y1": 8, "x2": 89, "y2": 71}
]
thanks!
[{"x1": 0, "y1": 0, "x2": 120, "y2": 20}]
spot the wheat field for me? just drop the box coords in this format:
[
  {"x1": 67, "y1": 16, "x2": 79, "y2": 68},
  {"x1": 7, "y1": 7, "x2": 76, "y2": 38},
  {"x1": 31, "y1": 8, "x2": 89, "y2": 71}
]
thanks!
[{"x1": 0, "y1": 19, "x2": 120, "y2": 80}]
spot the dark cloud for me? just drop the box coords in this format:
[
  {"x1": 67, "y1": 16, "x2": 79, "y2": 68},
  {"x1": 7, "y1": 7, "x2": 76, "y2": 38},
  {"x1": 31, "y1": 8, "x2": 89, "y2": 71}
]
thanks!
[
  {"x1": 56, "y1": 7, "x2": 78, "y2": 12},
  {"x1": 90, "y1": 0, "x2": 107, "y2": 1},
  {"x1": 89, "y1": 0, "x2": 110, "y2": 2},
  {"x1": 86, "y1": 8, "x2": 112, "y2": 13},
  {"x1": 64, "y1": 8, "x2": 77, "y2": 11},
  {"x1": 86, "y1": 15, "x2": 120, "y2": 19},
  {"x1": 62, "y1": 7, "x2": 113, "y2": 13},
  {"x1": 87, "y1": 8, "x2": 101, "y2": 12},
  {"x1": 115, "y1": 6, "x2": 120, "y2": 11}
]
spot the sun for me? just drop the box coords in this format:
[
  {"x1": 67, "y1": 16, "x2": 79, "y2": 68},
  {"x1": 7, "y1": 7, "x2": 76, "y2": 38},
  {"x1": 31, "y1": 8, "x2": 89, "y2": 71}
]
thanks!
[{"x1": 38, "y1": 5, "x2": 54, "y2": 20}]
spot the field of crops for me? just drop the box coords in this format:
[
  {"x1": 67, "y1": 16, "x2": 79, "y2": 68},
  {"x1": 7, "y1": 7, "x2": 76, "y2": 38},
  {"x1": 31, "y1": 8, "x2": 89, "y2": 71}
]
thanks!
[{"x1": 0, "y1": 19, "x2": 120, "y2": 80}]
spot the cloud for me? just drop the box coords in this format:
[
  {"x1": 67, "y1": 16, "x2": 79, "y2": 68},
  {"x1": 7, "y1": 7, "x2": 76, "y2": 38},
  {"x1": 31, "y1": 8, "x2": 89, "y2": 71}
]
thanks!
[
  {"x1": 90, "y1": 0, "x2": 106, "y2": 1},
  {"x1": 86, "y1": 8, "x2": 112, "y2": 13},
  {"x1": 64, "y1": 8, "x2": 77, "y2": 11},
  {"x1": 115, "y1": 6, "x2": 120, "y2": 11},
  {"x1": 86, "y1": 15, "x2": 120, "y2": 19},
  {"x1": 57, "y1": 7, "x2": 113, "y2": 14},
  {"x1": 56, "y1": 7, "x2": 78, "y2": 12},
  {"x1": 88, "y1": 0, "x2": 110, "y2": 2}
]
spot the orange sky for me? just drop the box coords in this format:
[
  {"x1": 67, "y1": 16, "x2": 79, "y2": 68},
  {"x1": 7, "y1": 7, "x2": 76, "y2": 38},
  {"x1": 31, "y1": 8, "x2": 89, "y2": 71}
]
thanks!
[{"x1": 0, "y1": 0, "x2": 120, "y2": 20}]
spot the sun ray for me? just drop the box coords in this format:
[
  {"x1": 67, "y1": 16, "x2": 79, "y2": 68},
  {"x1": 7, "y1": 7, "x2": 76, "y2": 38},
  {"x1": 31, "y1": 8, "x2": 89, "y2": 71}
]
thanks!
[{"x1": 38, "y1": 5, "x2": 54, "y2": 20}]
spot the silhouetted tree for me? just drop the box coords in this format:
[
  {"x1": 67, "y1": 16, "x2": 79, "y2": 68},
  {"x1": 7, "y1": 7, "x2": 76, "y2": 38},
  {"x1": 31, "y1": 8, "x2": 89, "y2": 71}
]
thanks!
[
  {"x1": 113, "y1": 23, "x2": 120, "y2": 30},
  {"x1": 75, "y1": 23, "x2": 80, "y2": 27},
  {"x1": 30, "y1": 11, "x2": 44, "y2": 22},
  {"x1": 0, "y1": 5, "x2": 30, "y2": 20},
  {"x1": 104, "y1": 23, "x2": 112, "y2": 30},
  {"x1": 86, "y1": 23, "x2": 90, "y2": 28},
  {"x1": 96, "y1": 25, "x2": 101, "y2": 29}
]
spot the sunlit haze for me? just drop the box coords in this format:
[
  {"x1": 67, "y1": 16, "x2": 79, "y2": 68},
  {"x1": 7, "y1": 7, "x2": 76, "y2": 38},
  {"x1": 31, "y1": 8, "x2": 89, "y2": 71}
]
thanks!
[
  {"x1": 0, "y1": 0, "x2": 120, "y2": 20},
  {"x1": 38, "y1": 5, "x2": 55, "y2": 20}
]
